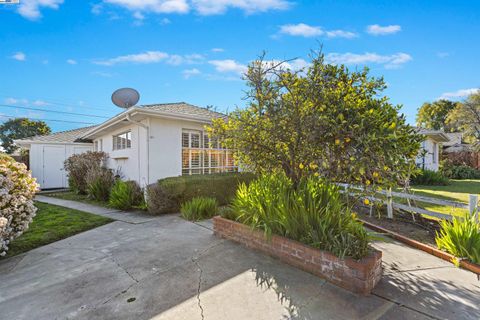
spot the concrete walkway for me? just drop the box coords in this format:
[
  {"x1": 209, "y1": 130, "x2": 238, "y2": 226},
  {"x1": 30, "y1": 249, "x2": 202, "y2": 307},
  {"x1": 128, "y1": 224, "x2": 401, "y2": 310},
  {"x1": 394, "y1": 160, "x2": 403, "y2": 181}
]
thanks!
[{"x1": 0, "y1": 197, "x2": 479, "y2": 320}]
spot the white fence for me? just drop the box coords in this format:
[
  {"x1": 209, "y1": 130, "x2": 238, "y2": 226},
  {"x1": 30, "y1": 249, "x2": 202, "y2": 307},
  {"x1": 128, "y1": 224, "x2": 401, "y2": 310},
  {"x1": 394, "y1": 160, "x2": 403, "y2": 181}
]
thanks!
[{"x1": 337, "y1": 183, "x2": 479, "y2": 221}]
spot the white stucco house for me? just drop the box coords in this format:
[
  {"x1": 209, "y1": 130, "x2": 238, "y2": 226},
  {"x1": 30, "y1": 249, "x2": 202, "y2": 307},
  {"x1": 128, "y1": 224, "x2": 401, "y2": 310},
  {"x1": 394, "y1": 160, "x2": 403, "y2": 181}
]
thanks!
[
  {"x1": 15, "y1": 103, "x2": 237, "y2": 189},
  {"x1": 416, "y1": 128, "x2": 450, "y2": 171}
]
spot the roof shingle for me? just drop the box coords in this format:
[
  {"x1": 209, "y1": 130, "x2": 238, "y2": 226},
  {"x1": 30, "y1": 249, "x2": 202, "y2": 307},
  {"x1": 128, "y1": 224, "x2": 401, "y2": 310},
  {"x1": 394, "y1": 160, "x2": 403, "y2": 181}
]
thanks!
[{"x1": 15, "y1": 125, "x2": 97, "y2": 144}]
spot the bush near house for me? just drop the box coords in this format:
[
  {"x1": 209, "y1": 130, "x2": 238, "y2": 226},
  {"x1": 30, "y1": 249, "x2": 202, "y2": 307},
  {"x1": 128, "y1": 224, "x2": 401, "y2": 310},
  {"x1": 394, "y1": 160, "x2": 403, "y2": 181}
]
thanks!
[
  {"x1": 180, "y1": 197, "x2": 218, "y2": 221},
  {"x1": 442, "y1": 164, "x2": 480, "y2": 180},
  {"x1": 109, "y1": 180, "x2": 144, "y2": 210},
  {"x1": 146, "y1": 173, "x2": 255, "y2": 214},
  {"x1": 227, "y1": 173, "x2": 370, "y2": 260},
  {"x1": 64, "y1": 151, "x2": 109, "y2": 194},
  {"x1": 0, "y1": 157, "x2": 38, "y2": 256},
  {"x1": 85, "y1": 166, "x2": 115, "y2": 202},
  {"x1": 410, "y1": 169, "x2": 450, "y2": 186}
]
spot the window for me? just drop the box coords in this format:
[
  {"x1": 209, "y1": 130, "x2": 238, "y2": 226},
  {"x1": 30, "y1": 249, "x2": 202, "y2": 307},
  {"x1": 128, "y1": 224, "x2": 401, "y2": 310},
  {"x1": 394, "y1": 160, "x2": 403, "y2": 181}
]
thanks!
[
  {"x1": 432, "y1": 142, "x2": 437, "y2": 164},
  {"x1": 182, "y1": 129, "x2": 238, "y2": 175},
  {"x1": 113, "y1": 131, "x2": 131, "y2": 150},
  {"x1": 94, "y1": 139, "x2": 103, "y2": 152}
]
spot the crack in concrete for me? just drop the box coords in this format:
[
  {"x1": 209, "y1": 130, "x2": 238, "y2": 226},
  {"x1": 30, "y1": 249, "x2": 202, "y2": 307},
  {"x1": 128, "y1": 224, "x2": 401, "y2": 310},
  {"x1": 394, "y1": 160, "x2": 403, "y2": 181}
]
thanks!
[
  {"x1": 371, "y1": 292, "x2": 440, "y2": 320},
  {"x1": 109, "y1": 255, "x2": 139, "y2": 284},
  {"x1": 191, "y1": 257, "x2": 205, "y2": 320}
]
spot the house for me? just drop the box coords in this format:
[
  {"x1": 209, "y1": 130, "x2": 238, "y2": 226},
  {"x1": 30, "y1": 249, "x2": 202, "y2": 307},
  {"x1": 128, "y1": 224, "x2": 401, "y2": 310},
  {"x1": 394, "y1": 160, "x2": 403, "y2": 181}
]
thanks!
[
  {"x1": 15, "y1": 103, "x2": 238, "y2": 189},
  {"x1": 415, "y1": 128, "x2": 450, "y2": 171}
]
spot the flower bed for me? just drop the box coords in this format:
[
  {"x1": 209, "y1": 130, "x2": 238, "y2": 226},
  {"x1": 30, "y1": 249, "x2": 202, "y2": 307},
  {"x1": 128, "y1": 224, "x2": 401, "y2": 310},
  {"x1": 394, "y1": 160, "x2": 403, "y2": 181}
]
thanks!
[{"x1": 213, "y1": 216, "x2": 383, "y2": 295}]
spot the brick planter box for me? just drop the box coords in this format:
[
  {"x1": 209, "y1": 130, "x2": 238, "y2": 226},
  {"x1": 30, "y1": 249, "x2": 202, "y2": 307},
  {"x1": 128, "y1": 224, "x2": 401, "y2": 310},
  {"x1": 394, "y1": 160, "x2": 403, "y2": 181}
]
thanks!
[{"x1": 213, "y1": 216, "x2": 382, "y2": 295}]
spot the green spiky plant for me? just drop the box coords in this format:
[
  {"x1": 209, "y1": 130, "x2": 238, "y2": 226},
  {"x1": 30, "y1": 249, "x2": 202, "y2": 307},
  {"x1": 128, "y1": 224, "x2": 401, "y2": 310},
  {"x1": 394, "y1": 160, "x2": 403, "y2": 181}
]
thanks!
[
  {"x1": 436, "y1": 213, "x2": 480, "y2": 265},
  {"x1": 180, "y1": 197, "x2": 218, "y2": 221}
]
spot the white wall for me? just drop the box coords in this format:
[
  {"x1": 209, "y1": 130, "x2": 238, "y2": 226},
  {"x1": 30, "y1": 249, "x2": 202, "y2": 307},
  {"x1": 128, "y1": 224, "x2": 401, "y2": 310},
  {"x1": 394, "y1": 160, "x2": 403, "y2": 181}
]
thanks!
[
  {"x1": 148, "y1": 117, "x2": 206, "y2": 184},
  {"x1": 93, "y1": 121, "x2": 149, "y2": 186},
  {"x1": 416, "y1": 139, "x2": 440, "y2": 171},
  {"x1": 29, "y1": 143, "x2": 92, "y2": 189},
  {"x1": 93, "y1": 117, "x2": 209, "y2": 187}
]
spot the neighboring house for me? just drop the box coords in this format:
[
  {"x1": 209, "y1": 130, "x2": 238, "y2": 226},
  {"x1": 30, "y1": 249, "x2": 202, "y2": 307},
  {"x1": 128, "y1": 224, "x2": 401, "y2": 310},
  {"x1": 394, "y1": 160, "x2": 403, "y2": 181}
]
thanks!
[
  {"x1": 416, "y1": 128, "x2": 450, "y2": 171},
  {"x1": 15, "y1": 103, "x2": 237, "y2": 189},
  {"x1": 443, "y1": 132, "x2": 472, "y2": 154}
]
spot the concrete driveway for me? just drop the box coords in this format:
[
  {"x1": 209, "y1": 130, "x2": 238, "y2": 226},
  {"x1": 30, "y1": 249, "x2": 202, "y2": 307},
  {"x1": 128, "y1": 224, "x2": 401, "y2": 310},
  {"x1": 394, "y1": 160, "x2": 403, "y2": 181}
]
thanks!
[{"x1": 1, "y1": 199, "x2": 479, "y2": 320}]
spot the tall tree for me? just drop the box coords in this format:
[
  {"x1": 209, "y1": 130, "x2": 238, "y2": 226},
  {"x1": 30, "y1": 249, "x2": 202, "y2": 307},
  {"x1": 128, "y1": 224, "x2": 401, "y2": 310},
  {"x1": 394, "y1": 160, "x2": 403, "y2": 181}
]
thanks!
[
  {"x1": 447, "y1": 91, "x2": 480, "y2": 150},
  {"x1": 208, "y1": 51, "x2": 422, "y2": 188},
  {"x1": 0, "y1": 118, "x2": 51, "y2": 154},
  {"x1": 416, "y1": 99, "x2": 458, "y2": 131}
]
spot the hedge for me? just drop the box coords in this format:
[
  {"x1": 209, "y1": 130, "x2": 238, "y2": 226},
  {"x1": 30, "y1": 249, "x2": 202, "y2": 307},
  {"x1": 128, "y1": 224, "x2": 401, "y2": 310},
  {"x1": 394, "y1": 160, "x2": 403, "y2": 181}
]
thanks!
[{"x1": 146, "y1": 173, "x2": 255, "y2": 214}]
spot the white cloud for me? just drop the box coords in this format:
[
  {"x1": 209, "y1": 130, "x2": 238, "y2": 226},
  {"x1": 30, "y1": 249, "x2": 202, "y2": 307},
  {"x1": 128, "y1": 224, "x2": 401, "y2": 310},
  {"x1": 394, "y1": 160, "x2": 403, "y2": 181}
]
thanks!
[
  {"x1": 159, "y1": 17, "x2": 171, "y2": 24},
  {"x1": 133, "y1": 11, "x2": 145, "y2": 20},
  {"x1": 32, "y1": 100, "x2": 50, "y2": 106},
  {"x1": 326, "y1": 52, "x2": 412, "y2": 69},
  {"x1": 11, "y1": 52, "x2": 26, "y2": 61},
  {"x1": 209, "y1": 59, "x2": 247, "y2": 74},
  {"x1": 67, "y1": 59, "x2": 78, "y2": 65},
  {"x1": 101, "y1": 0, "x2": 290, "y2": 16},
  {"x1": 92, "y1": 71, "x2": 115, "y2": 77},
  {"x1": 182, "y1": 68, "x2": 201, "y2": 79},
  {"x1": 279, "y1": 23, "x2": 323, "y2": 37},
  {"x1": 104, "y1": 0, "x2": 189, "y2": 14},
  {"x1": 211, "y1": 48, "x2": 224, "y2": 52},
  {"x1": 366, "y1": 24, "x2": 401, "y2": 36},
  {"x1": 94, "y1": 51, "x2": 169, "y2": 66},
  {"x1": 437, "y1": 52, "x2": 450, "y2": 58},
  {"x1": 17, "y1": 0, "x2": 64, "y2": 20},
  {"x1": 325, "y1": 30, "x2": 357, "y2": 39},
  {"x1": 439, "y1": 88, "x2": 479, "y2": 100},
  {"x1": 93, "y1": 51, "x2": 204, "y2": 66},
  {"x1": 279, "y1": 23, "x2": 357, "y2": 38},
  {"x1": 192, "y1": 0, "x2": 290, "y2": 15}
]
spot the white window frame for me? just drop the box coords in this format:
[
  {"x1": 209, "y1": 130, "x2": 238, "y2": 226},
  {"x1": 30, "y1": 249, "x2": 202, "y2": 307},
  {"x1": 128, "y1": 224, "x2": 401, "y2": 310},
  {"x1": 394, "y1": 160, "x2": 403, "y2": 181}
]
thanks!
[
  {"x1": 182, "y1": 129, "x2": 237, "y2": 175},
  {"x1": 113, "y1": 131, "x2": 132, "y2": 151}
]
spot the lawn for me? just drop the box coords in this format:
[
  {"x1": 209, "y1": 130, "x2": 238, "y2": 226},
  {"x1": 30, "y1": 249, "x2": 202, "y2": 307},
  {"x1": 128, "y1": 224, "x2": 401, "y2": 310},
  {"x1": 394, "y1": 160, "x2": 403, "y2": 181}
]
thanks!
[
  {"x1": 2, "y1": 202, "x2": 113, "y2": 258},
  {"x1": 44, "y1": 191, "x2": 109, "y2": 207},
  {"x1": 394, "y1": 179, "x2": 480, "y2": 218}
]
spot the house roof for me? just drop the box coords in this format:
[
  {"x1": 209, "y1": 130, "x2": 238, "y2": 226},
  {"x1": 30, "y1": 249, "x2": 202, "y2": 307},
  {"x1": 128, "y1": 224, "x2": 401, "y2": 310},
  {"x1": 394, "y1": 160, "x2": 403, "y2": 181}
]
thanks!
[
  {"x1": 140, "y1": 102, "x2": 227, "y2": 120},
  {"x1": 416, "y1": 128, "x2": 450, "y2": 143},
  {"x1": 81, "y1": 102, "x2": 226, "y2": 139},
  {"x1": 14, "y1": 125, "x2": 97, "y2": 146}
]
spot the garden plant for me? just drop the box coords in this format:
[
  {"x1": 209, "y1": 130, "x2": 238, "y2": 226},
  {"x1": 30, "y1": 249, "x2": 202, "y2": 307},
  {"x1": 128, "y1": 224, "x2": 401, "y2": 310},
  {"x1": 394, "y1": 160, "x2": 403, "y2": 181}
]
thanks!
[{"x1": 0, "y1": 157, "x2": 38, "y2": 256}]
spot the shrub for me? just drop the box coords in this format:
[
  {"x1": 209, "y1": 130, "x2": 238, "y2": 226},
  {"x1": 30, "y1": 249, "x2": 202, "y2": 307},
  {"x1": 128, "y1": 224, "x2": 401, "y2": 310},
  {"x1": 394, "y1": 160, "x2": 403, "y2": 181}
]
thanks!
[
  {"x1": 0, "y1": 157, "x2": 38, "y2": 256},
  {"x1": 410, "y1": 169, "x2": 450, "y2": 186},
  {"x1": 0, "y1": 153, "x2": 13, "y2": 161},
  {"x1": 85, "y1": 166, "x2": 114, "y2": 201},
  {"x1": 109, "y1": 180, "x2": 144, "y2": 210},
  {"x1": 229, "y1": 173, "x2": 370, "y2": 260},
  {"x1": 436, "y1": 214, "x2": 480, "y2": 264},
  {"x1": 442, "y1": 164, "x2": 480, "y2": 180},
  {"x1": 64, "y1": 151, "x2": 108, "y2": 194},
  {"x1": 146, "y1": 173, "x2": 255, "y2": 215},
  {"x1": 180, "y1": 197, "x2": 218, "y2": 221}
]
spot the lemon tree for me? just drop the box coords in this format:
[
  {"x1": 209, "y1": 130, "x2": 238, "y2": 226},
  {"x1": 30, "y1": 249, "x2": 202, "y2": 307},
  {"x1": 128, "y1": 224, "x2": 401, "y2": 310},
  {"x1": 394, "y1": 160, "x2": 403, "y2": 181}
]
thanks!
[{"x1": 208, "y1": 51, "x2": 422, "y2": 188}]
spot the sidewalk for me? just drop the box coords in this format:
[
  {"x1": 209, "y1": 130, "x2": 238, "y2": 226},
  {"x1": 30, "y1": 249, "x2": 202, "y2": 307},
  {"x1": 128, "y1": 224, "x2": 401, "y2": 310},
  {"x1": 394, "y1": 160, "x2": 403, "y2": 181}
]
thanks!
[
  {"x1": 35, "y1": 195, "x2": 158, "y2": 224},
  {"x1": 6, "y1": 196, "x2": 475, "y2": 319}
]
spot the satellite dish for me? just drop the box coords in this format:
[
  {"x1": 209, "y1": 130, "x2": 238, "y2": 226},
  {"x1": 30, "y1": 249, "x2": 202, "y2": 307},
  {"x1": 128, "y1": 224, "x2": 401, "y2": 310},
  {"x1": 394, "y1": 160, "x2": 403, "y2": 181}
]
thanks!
[{"x1": 111, "y1": 88, "x2": 140, "y2": 109}]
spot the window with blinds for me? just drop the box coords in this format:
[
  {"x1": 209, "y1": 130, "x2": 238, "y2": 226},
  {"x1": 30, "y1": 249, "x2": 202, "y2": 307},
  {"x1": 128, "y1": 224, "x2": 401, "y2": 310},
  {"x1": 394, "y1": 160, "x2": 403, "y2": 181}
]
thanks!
[
  {"x1": 181, "y1": 130, "x2": 237, "y2": 175},
  {"x1": 113, "y1": 131, "x2": 131, "y2": 150}
]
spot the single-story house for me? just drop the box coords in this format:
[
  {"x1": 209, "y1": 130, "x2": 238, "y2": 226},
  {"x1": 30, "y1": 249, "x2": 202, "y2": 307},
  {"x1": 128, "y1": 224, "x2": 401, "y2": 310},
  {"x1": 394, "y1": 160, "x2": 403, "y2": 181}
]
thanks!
[
  {"x1": 415, "y1": 128, "x2": 450, "y2": 171},
  {"x1": 15, "y1": 102, "x2": 237, "y2": 189}
]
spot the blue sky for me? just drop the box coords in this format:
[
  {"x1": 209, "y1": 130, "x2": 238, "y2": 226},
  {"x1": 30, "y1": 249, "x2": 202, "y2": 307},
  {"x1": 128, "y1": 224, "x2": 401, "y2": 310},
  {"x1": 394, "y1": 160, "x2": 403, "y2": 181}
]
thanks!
[{"x1": 1, "y1": 0, "x2": 479, "y2": 132}]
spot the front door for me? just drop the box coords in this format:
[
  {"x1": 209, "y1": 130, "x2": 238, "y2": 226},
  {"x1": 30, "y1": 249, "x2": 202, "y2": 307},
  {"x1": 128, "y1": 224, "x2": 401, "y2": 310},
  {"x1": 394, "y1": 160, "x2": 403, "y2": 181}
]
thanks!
[{"x1": 42, "y1": 145, "x2": 66, "y2": 189}]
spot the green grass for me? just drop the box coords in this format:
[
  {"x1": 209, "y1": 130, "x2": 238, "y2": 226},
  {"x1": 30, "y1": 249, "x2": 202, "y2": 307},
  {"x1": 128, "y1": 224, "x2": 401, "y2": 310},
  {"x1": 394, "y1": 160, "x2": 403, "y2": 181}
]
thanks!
[
  {"x1": 398, "y1": 180, "x2": 480, "y2": 204},
  {"x1": 2, "y1": 202, "x2": 113, "y2": 258},
  {"x1": 44, "y1": 191, "x2": 109, "y2": 207},
  {"x1": 390, "y1": 180, "x2": 480, "y2": 218}
]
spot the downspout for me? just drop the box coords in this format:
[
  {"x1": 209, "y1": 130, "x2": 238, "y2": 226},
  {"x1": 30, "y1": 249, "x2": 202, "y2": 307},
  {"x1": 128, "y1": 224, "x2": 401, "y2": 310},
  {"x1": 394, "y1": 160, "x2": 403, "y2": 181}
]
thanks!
[{"x1": 126, "y1": 114, "x2": 150, "y2": 187}]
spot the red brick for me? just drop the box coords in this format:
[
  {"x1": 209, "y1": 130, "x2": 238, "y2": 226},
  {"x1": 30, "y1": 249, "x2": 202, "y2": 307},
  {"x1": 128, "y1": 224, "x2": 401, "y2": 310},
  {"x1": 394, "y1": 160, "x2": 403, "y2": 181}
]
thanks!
[{"x1": 213, "y1": 216, "x2": 382, "y2": 295}]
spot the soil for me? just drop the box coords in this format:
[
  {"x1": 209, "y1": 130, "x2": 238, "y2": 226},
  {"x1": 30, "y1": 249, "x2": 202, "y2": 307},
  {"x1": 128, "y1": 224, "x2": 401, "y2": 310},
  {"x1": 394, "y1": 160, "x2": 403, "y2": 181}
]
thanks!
[{"x1": 356, "y1": 206, "x2": 439, "y2": 247}]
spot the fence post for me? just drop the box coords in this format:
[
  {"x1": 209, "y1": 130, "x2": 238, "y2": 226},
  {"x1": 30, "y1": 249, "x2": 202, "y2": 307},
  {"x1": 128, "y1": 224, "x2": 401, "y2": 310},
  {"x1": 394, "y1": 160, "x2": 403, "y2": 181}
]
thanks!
[
  {"x1": 386, "y1": 188, "x2": 393, "y2": 219},
  {"x1": 469, "y1": 194, "x2": 479, "y2": 221}
]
